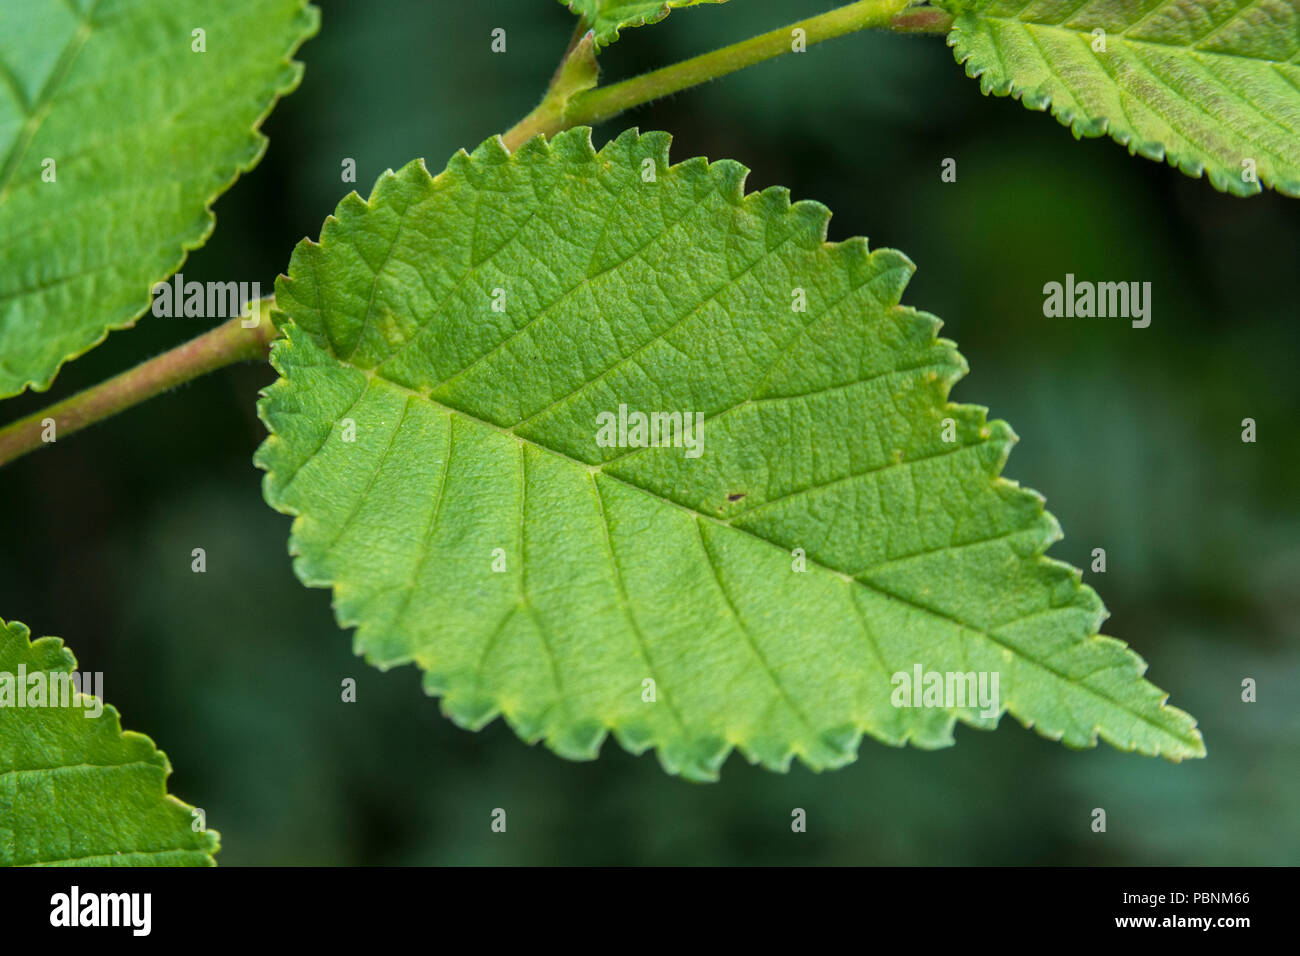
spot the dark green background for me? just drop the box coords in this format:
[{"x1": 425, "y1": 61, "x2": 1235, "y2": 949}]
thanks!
[{"x1": 2, "y1": 0, "x2": 1297, "y2": 865}]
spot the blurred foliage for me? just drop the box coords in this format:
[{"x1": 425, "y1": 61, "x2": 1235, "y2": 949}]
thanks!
[{"x1": 0, "y1": 0, "x2": 1295, "y2": 864}]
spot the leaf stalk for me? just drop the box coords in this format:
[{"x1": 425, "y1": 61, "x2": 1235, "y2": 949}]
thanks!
[{"x1": 0, "y1": 300, "x2": 280, "y2": 468}]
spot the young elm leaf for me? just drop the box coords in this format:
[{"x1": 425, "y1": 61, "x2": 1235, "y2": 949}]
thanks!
[{"x1": 255, "y1": 127, "x2": 1205, "y2": 782}]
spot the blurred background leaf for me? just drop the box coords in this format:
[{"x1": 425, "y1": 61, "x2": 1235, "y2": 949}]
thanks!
[{"x1": 0, "y1": 0, "x2": 1295, "y2": 864}]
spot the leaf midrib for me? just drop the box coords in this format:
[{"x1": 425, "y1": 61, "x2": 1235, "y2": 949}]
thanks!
[
  {"x1": 283, "y1": 338, "x2": 1197, "y2": 749},
  {"x1": 19, "y1": 848, "x2": 208, "y2": 866}
]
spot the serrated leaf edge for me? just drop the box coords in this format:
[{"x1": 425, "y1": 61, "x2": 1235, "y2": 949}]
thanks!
[
  {"x1": 942, "y1": 8, "x2": 1300, "y2": 198},
  {"x1": 0, "y1": 617, "x2": 220, "y2": 865}
]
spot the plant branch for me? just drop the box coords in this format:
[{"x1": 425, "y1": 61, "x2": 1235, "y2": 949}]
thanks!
[
  {"x1": 0, "y1": 2, "x2": 956, "y2": 467},
  {"x1": 502, "y1": 0, "x2": 950, "y2": 150},
  {"x1": 0, "y1": 300, "x2": 280, "y2": 468}
]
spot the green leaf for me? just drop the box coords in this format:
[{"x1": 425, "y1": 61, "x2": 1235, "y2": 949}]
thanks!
[
  {"x1": 0, "y1": 617, "x2": 218, "y2": 865},
  {"x1": 256, "y1": 127, "x2": 1205, "y2": 782},
  {"x1": 0, "y1": 0, "x2": 319, "y2": 398},
  {"x1": 938, "y1": 0, "x2": 1300, "y2": 196},
  {"x1": 560, "y1": 0, "x2": 729, "y2": 49}
]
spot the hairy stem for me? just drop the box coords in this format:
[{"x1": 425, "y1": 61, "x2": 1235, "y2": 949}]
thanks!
[
  {"x1": 502, "y1": 0, "x2": 949, "y2": 150},
  {"x1": 0, "y1": 301, "x2": 280, "y2": 468}
]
